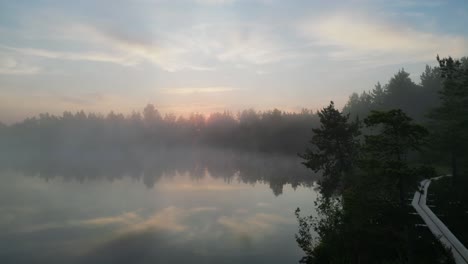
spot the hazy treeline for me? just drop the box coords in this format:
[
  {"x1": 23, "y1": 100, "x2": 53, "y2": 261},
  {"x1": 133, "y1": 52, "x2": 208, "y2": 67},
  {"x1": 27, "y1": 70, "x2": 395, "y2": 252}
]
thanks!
[
  {"x1": 0, "y1": 106, "x2": 318, "y2": 156},
  {"x1": 344, "y1": 57, "x2": 468, "y2": 171},
  {"x1": 343, "y1": 57, "x2": 467, "y2": 121}
]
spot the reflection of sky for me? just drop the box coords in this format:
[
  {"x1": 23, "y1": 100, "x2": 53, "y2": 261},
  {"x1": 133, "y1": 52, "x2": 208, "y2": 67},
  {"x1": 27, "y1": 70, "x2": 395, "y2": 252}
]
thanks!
[{"x1": 0, "y1": 169, "x2": 318, "y2": 264}]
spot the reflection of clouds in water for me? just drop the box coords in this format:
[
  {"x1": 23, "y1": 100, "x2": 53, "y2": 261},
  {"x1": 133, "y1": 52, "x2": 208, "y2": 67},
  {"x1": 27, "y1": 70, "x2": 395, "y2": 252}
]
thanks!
[
  {"x1": 11, "y1": 207, "x2": 215, "y2": 234},
  {"x1": 81, "y1": 212, "x2": 141, "y2": 226},
  {"x1": 77, "y1": 206, "x2": 295, "y2": 259},
  {"x1": 11, "y1": 211, "x2": 142, "y2": 233},
  {"x1": 0, "y1": 206, "x2": 38, "y2": 224},
  {"x1": 0, "y1": 177, "x2": 312, "y2": 263},
  {"x1": 79, "y1": 206, "x2": 292, "y2": 247},
  {"x1": 256, "y1": 202, "x2": 272, "y2": 208},
  {"x1": 218, "y1": 213, "x2": 293, "y2": 235},
  {"x1": 75, "y1": 206, "x2": 290, "y2": 238},
  {"x1": 123, "y1": 206, "x2": 218, "y2": 234},
  {"x1": 0, "y1": 154, "x2": 317, "y2": 263},
  {"x1": 17, "y1": 222, "x2": 70, "y2": 233},
  {"x1": 158, "y1": 181, "x2": 248, "y2": 192}
]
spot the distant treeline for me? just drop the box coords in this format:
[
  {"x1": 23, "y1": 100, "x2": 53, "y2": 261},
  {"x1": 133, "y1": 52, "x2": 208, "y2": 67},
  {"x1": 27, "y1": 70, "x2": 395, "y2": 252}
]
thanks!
[
  {"x1": 0, "y1": 58, "x2": 466, "y2": 156},
  {"x1": 0, "y1": 106, "x2": 318, "y2": 156}
]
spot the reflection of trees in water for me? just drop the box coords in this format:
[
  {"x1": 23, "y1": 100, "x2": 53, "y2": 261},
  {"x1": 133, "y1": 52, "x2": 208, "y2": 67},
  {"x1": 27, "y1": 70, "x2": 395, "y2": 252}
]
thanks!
[{"x1": 0, "y1": 148, "x2": 318, "y2": 196}]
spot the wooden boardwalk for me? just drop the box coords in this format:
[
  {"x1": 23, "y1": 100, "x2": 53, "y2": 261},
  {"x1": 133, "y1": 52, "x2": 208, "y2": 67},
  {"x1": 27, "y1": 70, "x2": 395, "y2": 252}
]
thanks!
[{"x1": 412, "y1": 177, "x2": 468, "y2": 264}]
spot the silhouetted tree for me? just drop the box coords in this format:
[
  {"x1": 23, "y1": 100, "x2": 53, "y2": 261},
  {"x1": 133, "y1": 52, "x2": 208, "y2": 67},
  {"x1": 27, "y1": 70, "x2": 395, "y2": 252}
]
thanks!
[
  {"x1": 429, "y1": 56, "x2": 468, "y2": 182},
  {"x1": 300, "y1": 101, "x2": 360, "y2": 197},
  {"x1": 418, "y1": 65, "x2": 442, "y2": 118},
  {"x1": 363, "y1": 109, "x2": 428, "y2": 206},
  {"x1": 371, "y1": 82, "x2": 386, "y2": 109},
  {"x1": 296, "y1": 109, "x2": 450, "y2": 264}
]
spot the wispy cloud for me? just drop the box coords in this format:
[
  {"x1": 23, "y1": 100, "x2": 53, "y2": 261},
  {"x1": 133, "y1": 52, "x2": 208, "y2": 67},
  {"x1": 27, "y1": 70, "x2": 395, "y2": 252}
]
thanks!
[
  {"x1": 1, "y1": 45, "x2": 137, "y2": 66},
  {"x1": 162, "y1": 87, "x2": 236, "y2": 95},
  {"x1": 58, "y1": 92, "x2": 106, "y2": 106},
  {"x1": 1, "y1": 15, "x2": 305, "y2": 72},
  {"x1": 1, "y1": 23, "x2": 214, "y2": 71},
  {"x1": 1, "y1": 0, "x2": 467, "y2": 118},
  {"x1": 299, "y1": 13, "x2": 468, "y2": 64},
  {"x1": 195, "y1": 0, "x2": 235, "y2": 5},
  {"x1": 0, "y1": 55, "x2": 40, "y2": 75},
  {"x1": 389, "y1": 0, "x2": 446, "y2": 8}
]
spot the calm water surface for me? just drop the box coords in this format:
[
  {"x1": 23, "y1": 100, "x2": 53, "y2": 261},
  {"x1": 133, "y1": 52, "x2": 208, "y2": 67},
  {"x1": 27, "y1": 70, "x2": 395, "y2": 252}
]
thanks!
[{"x1": 0, "y1": 149, "x2": 319, "y2": 264}]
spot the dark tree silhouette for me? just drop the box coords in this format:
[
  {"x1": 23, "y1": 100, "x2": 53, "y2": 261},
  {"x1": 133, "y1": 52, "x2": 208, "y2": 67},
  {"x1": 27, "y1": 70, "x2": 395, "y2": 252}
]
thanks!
[
  {"x1": 300, "y1": 101, "x2": 360, "y2": 197},
  {"x1": 296, "y1": 109, "x2": 451, "y2": 264},
  {"x1": 429, "y1": 56, "x2": 468, "y2": 182},
  {"x1": 363, "y1": 109, "x2": 428, "y2": 206}
]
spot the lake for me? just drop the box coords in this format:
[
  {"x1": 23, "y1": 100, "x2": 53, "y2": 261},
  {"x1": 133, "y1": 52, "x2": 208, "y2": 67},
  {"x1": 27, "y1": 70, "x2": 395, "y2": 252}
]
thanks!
[{"x1": 0, "y1": 148, "x2": 319, "y2": 264}]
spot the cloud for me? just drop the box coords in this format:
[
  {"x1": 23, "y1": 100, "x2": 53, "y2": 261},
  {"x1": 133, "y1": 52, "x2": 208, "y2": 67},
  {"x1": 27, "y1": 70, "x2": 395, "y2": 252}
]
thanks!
[
  {"x1": 195, "y1": 0, "x2": 235, "y2": 5},
  {"x1": 1, "y1": 45, "x2": 137, "y2": 66},
  {"x1": 1, "y1": 23, "x2": 205, "y2": 71},
  {"x1": 207, "y1": 23, "x2": 314, "y2": 65},
  {"x1": 0, "y1": 55, "x2": 40, "y2": 75},
  {"x1": 389, "y1": 0, "x2": 446, "y2": 8},
  {"x1": 53, "y1": 23, "x2": 218, "y2": 71},
  {"x1": 59, "y1": 92, "x2": 106, "y2": 106},
  {"x1": 299, "y1": 13, "x2": 468, "y2": 65},
  {"x1": 162, "y1": 87, "x2": 236, "y2": 95},
  {"x1": 2, "y1": 13, "x2": 305, "y2": 72}
]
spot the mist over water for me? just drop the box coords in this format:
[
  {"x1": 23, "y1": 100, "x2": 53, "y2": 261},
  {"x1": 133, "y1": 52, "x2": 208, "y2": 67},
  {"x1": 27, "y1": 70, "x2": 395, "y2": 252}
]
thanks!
[{"x1": 0, "y1": 148, "x2": 319, "y2": 264}]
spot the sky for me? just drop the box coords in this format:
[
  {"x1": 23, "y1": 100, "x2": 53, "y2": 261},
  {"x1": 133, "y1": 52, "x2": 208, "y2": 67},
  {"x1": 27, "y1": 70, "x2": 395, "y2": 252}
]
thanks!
[{"x1": 0, "y1": 0, "x2": 467, "y2": 123}]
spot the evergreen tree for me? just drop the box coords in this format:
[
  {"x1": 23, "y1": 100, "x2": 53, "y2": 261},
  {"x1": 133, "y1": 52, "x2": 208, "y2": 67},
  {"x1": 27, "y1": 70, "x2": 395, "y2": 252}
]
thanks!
[
  {"x1": 371, "y1": 82, "x2": 386, "y2": 109},
  {"x1": 384, "y1": 69, "x2": 419, "y2": 117},
  {"x1": 296, "y1": 109, "x2": 445, "y2": 264},
  {"x1": 429, "y1": 56, "x2": 468, "y2": 181},
  {"x1": 363, "y1": 109, "x2": 429, "y2": 206},
  {"x1": 300, "y1": 101, "x2": 360, "y2": 197}
]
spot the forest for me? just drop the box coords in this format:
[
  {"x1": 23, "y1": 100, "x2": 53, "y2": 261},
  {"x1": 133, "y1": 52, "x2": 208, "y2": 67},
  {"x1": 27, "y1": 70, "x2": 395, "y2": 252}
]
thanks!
[{"x1": 296, "y1": 56, "x2": 468, "y2": 263}]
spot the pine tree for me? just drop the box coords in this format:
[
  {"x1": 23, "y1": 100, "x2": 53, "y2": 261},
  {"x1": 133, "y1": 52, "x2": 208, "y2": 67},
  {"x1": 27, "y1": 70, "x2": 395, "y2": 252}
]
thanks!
[
  {"x1": 429, "y1": 56, "x2": 468, "y2": 182},
  {"x1": 371, "y1": 82, "x2": 386, "y2": 109},
  {"x1": 300, "y1": 101, "x2": 360, "y2": 197},
  {"x1": 363, "y1": 109, "x2": 428, "y2": 206}
]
